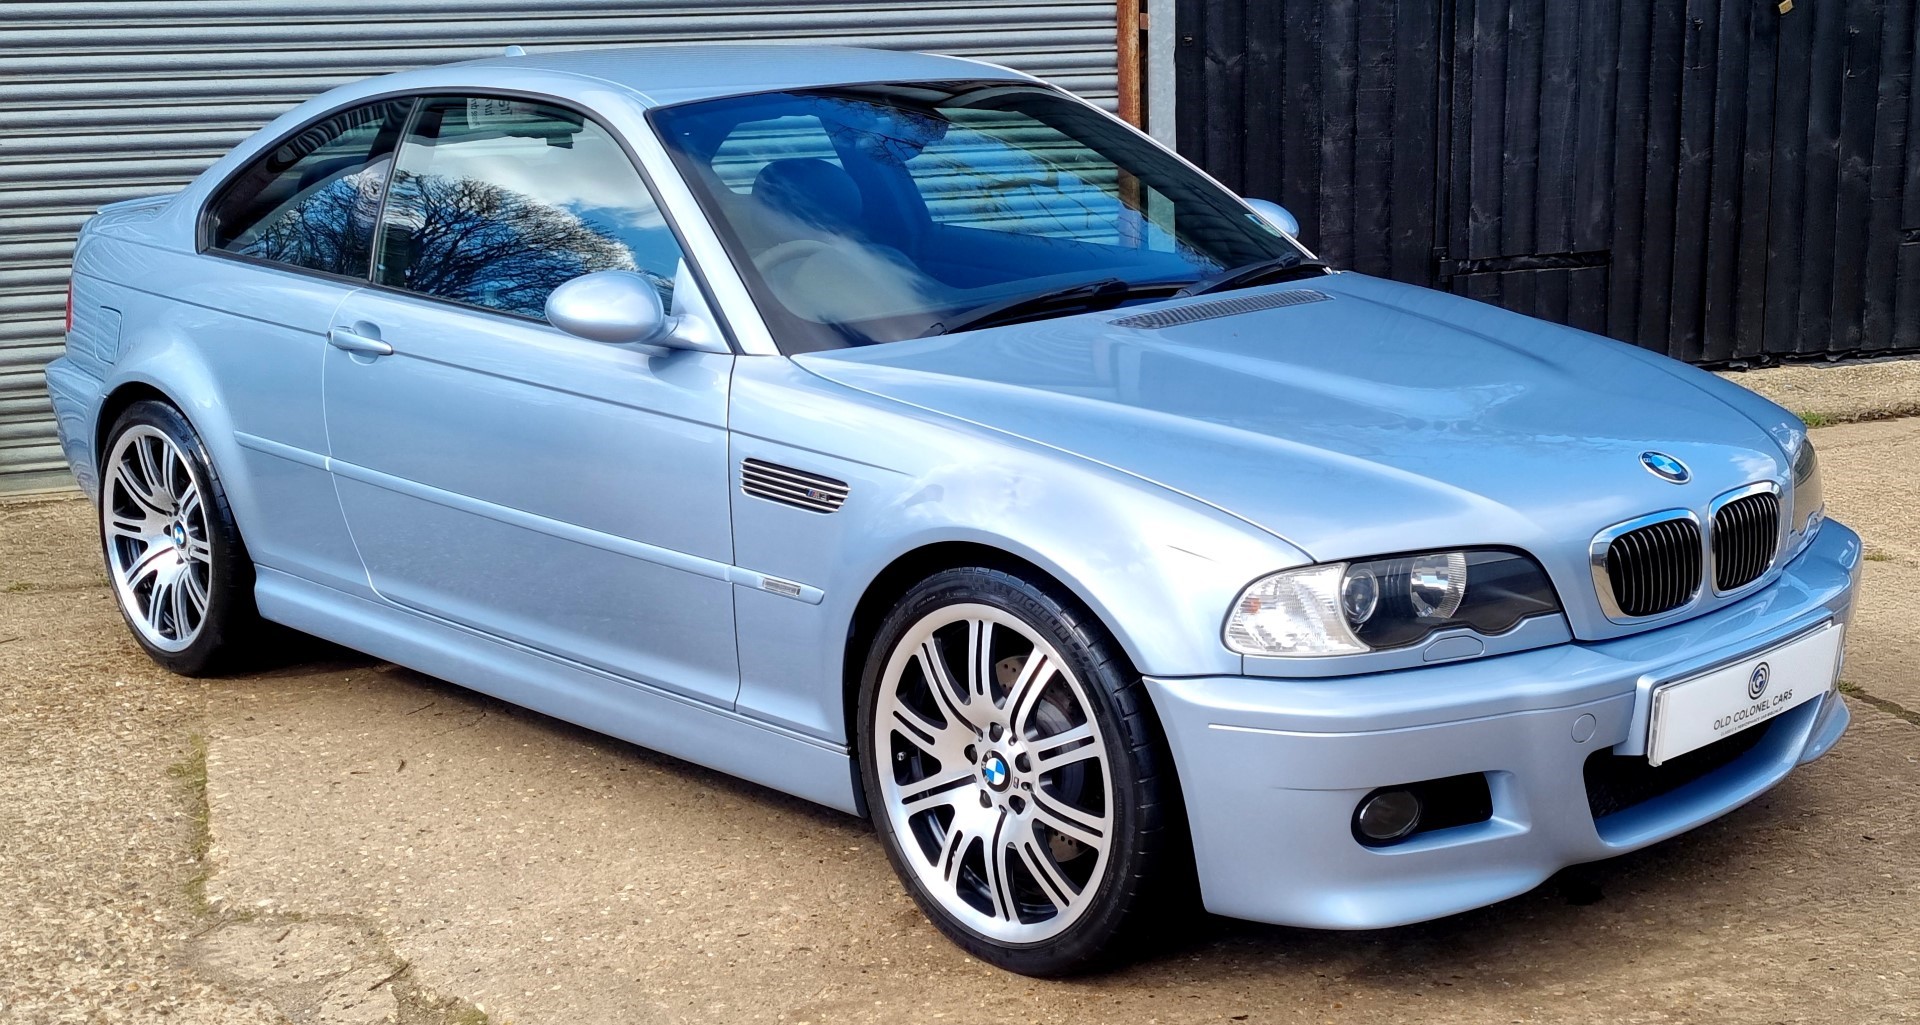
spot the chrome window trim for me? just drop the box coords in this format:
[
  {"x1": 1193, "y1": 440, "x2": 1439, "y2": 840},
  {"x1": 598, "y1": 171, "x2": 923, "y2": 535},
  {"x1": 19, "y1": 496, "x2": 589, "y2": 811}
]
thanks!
[
  {"x1": 1589, "y1": 508, "x2": 1703, "y2": 625},
  {"x1": 1706, "y1": 480, "x2": 1785, "y2": 598}
]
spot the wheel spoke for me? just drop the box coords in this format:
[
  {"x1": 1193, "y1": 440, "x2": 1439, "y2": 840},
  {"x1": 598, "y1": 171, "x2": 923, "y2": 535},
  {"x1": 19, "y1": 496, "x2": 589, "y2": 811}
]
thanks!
[
  {"x1": 169, "y1": 571, "x2": 193, "y2": 634},
  {"x1": 938, "y1": 817, "x2": 981, "y2": 885},
  {"x1": 143, "y1": 576, "x2": 172, "y2": 633},
  {"x1": 182, "y1": 565, "x2": 210, "y2": 610},
  {"x1": 177, "y1": 481, "x2": 202, "y2": 526},
  {"x1": 135, "y1": 437, "x2": 172, "y2": 511},
  {"x1": 984, "y1": 814, "x2": 1017, "y2": 921},
  {"x1": 889, "y1": 701, "x2": 946, "y2": 751},
  {"x1": 1029, "y1": 722, "x2": 1099, "y2": 774},
  {"x1": 965, "y1": 618, "x2": 995, "y2": 702},
  {"x1": 161, "y1": 447, "x2": 184, "y2": 504},
  {"x1": 105, "y1": 511, "x2": 149, "y2": 542},
  {"x1": 113, "y1": 461, "x2": 169, "y2": 517},
  {"x1": 122, "y1": 542, "x2": 175, "y2": 586},
  {"x1": 1014, "y1": 824, "x2": 1079, "y2": 909},
  {"x1": 917, "y1": 640, "x2": 979, "y2": 735},
  {"x1": 899, "y1": 769, "x2": 975, "y2": 811},
  {"x1": 1003, "y1": 650, "x2": 1057, "y2": 732},
  {"x1": 1030, "y1": 792, "x2": 1107, "y2": 852},
  {"x1": 183, "y1": 536, "x2": 213, "y2": 566}
]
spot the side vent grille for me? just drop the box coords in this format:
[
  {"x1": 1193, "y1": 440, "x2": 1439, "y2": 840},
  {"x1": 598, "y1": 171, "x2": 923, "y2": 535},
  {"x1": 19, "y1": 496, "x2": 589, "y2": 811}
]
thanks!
[
  {"x1": 1109, "y1": 288, "x2": 1333, "y2": 330},
  {"x1": 741, "y1": 458, "x2": 848, "y2": 514}
]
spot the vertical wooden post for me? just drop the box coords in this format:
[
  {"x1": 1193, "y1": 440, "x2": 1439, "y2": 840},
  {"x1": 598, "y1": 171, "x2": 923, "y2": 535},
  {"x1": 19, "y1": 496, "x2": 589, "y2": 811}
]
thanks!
[{"x1": 1117, "y1": 0, "x2": 1143, "y2": 127}]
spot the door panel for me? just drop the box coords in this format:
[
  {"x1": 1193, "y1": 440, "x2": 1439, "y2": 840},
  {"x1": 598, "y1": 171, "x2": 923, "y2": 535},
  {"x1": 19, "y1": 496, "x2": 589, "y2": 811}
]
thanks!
[
  {"x1": 322, "y1": 289, "x2": 738, "y2": 704},
  {"x1": 321, "y1": 92, "x2": 740, "y2": 707},
  {"x1": 186, "y1": 96, "x2": 413, "y2": 590}
]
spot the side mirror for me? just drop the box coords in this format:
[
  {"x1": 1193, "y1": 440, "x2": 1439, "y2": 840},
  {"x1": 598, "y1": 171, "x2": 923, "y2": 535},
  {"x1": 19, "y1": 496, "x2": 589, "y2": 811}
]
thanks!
[
  {"x1": 545, "y1": 270, "x2": 671, "y2": 345},
  {"x1": 1245, "y1": 198, "x2": 1301, "y2": 238}
]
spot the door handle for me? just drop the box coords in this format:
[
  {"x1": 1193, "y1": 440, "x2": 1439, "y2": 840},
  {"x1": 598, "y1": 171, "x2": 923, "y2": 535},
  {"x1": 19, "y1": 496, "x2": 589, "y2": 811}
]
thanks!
[{"x1": 328, "y1": 327, "x2": 394, "y2": 357}]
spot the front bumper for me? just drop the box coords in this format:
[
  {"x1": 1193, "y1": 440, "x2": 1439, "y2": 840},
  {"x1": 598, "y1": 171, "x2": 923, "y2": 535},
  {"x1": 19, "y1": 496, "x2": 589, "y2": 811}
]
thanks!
[{"x1": 1147, "y1": 520, "x2": 1861, "y2": 929}]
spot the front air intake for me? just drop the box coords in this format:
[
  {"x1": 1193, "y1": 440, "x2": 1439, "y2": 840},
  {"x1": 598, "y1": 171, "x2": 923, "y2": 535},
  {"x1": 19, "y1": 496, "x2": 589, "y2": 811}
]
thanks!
[
  {"x1": 1108, "y1": 288, "x2": 1333, "y2": 330},
  {"x1": 1598, "y1": 516, "x2": 1703, "y2": 618},
  {"x1": 741, "y1": 458, "x2": 848, "y2": 513}
]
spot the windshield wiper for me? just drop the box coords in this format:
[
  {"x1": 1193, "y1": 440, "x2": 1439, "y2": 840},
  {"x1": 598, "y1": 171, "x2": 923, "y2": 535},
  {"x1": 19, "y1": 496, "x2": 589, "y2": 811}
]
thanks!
[
  {"x1": 922, "y1": 277, "x2": 1150, "y2": 337},
  {"x1": 1171, "y1": 255, "x2": 1329, "y2": 299}
]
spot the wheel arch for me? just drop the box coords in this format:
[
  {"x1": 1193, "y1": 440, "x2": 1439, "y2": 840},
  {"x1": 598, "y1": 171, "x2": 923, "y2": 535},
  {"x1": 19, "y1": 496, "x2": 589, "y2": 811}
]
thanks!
[
  {"x1": 91, "y1": 349, "x2": 257, "y2": 553},
  {"x1": 840, "y1": 540, "x2": 1142, "y2": 785},
  {"x1": 93, "y1": 381, "x2": 179, "y2": 482}
]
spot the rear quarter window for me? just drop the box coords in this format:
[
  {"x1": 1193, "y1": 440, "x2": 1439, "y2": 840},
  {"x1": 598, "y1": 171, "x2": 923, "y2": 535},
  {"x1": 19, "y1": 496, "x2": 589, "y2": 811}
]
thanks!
[{"x1": 205, "y1": 99, "x2": 413, "y2": 277}]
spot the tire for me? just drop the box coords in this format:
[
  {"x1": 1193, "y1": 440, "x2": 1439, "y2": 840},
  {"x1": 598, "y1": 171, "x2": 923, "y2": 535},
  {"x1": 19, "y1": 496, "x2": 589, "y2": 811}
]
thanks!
[
  {"x1": 98, "y1": 399, "x2": 262, "y2": 675},
  {"x1": 856, "y1": 566, "x2": 1172, "y2": 975}
]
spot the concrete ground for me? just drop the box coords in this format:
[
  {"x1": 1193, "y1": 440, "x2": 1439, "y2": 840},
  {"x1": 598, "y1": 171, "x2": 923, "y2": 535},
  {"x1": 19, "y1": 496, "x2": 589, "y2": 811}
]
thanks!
[
  {"x1": 3, "y1": 419, "x2": 1917, "y2": 1025},
  {"x1": 1718, "y1": 358, "x2": 1920, "y2": 427}
]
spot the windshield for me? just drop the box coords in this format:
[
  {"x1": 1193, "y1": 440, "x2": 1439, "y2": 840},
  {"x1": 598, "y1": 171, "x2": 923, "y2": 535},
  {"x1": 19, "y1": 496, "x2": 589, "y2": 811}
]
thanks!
[{"x1": 649, "y1": 81, "x2": 1310, "y2": 352}]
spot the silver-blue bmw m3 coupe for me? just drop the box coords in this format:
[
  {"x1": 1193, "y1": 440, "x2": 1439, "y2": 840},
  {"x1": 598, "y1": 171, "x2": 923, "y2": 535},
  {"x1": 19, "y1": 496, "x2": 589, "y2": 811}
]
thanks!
[{"x1": 45, "y1": 45, "x2": 1857, "y2": 975}]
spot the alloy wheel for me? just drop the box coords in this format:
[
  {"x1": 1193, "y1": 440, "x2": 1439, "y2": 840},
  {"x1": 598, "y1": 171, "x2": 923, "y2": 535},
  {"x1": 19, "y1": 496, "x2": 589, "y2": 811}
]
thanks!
[
  {"x1": 102, "y1": 424, "x2": 213, "y2": 652},
  {"x1": 873, "y1": 603, "x2": 1114, "y2": 944}
]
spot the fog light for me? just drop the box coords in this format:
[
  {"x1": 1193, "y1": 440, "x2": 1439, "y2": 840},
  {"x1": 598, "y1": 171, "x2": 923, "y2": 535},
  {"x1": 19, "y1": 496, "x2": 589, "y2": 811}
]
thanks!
[{"x1": 1354, "y1": 789, "x2": 1423, "y2": 844}]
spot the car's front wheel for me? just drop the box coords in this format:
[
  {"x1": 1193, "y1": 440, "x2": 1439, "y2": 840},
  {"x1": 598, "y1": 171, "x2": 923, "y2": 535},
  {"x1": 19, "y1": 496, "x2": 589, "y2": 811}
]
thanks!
[
  {"x1": 99, "y1": 400, "x2": 261, "y2": 675},
  {"x1": 856, "y1": 566, "x2": 1173, "y2": 975}
]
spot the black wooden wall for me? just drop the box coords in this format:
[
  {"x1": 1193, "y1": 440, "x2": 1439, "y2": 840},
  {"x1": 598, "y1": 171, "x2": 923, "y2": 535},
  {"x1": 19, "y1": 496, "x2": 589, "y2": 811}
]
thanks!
[{"x1": 1174, "y1": 0, "x2": 1920, "y2": 364}]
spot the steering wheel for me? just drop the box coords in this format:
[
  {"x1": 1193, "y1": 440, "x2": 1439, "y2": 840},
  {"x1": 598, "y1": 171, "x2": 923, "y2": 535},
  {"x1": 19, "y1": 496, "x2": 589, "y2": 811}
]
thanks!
[{"x1": 753, "y1": 239, "x2": 837, "y2": 277}]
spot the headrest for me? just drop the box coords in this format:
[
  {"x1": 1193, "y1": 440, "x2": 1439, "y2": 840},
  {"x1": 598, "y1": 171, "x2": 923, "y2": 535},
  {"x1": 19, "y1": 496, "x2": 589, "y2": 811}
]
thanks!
[{"x1": 752, "y1": 157, "x2": 863, "y2": 233}]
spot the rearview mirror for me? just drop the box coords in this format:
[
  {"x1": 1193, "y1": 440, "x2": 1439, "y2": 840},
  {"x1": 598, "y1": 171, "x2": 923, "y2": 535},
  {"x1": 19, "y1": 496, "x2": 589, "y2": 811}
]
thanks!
[
  {"x1": 1245, "y1": 198, "x2": 1301, "y2": 238},
  {"x1": 545, "y1": 270, "x2": 671, "y2": 345}
]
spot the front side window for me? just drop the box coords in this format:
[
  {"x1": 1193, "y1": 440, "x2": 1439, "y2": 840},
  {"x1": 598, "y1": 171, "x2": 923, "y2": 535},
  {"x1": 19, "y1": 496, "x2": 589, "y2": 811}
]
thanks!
[
  {"x1": 376, "y1": 96, "x2": 684, "y2": 319},
  {"x1": 206, "y1": 99, "x2": 411, "y2": 276},
  {"x1": 650, "y1": 82, "x2": 1308, "y2": 352}
]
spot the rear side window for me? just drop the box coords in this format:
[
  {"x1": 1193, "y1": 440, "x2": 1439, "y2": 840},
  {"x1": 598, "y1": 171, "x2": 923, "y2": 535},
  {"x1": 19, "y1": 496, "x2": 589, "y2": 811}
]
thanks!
[
  {"x1": 374, "y1": 96, "x2": 684, "y2": 318},
  {"x1": 206, "y1": 99, "x2": 412, "y2": 276}
]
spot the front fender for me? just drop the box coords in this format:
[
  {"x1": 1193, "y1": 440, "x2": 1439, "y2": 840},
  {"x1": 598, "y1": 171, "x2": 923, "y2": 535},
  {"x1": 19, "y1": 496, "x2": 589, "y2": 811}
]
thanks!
[{"x1": 725, "y1": 356, "x2": 1305, "y2": 744}]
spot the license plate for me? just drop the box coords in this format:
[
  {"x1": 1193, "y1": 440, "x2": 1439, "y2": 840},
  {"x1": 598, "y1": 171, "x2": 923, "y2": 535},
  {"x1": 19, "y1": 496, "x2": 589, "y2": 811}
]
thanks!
[{"x1": 1646, "y1": 623, "x2": 1843, "y2": 766}]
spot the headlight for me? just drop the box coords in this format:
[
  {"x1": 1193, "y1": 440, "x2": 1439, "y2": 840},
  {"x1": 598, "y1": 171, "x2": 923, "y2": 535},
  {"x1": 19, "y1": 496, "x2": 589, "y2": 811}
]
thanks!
[
  {"x1": 1224, "y1": 549, "x2": 1562, "y2": 657},
  {"x1": 1790, "y1": 437, "x2": 1824, "y2": 544}
]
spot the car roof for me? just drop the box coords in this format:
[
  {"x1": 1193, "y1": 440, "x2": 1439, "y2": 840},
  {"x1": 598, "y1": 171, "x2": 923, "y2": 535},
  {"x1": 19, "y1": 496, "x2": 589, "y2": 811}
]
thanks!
[{"x1": 452, "y1": 44, "x2": 1032, "y2": 107}]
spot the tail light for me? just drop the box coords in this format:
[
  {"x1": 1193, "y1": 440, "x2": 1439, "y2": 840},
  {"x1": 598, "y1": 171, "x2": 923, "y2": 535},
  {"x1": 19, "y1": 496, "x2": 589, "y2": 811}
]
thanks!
[{"x1": 65, "y1": 279, "x2": 74, "y2": 336}]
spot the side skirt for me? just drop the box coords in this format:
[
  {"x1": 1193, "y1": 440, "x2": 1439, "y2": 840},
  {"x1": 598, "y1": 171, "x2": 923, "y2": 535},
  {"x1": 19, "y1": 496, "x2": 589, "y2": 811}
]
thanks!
[{"x1": 253, "y1": 566, "x2": 861, "y2": 815}]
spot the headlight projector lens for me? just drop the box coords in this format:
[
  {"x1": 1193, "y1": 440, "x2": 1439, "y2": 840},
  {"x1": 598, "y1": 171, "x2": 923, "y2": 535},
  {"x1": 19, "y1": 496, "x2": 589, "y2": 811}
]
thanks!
[
  {"x1": 1409, "y1": 551, "x2": 1468, "y2": 619},
  {"x1": 1340, "y1": 566, "x2": 1380, "y2": 624}
]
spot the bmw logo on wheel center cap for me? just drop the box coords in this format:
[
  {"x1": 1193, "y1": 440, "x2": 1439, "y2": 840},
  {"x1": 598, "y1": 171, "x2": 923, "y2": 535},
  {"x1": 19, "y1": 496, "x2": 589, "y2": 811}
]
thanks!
[
  {"x1": 1641, "y1": 451, "x2": 1692, "y2": 484},
  {"x1": 980, "y1": 752, "x2": 1011, "y2": 791}
]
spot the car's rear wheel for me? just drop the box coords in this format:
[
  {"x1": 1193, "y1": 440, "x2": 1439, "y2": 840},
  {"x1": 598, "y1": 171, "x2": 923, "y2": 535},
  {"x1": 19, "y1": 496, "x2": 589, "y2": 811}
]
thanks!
[
  {"x1": 100, "y1": 400, "x2": 260, "y2": 675},
  {"x1": 856, "y1": 566, "x2": 1171, "y2": 975}
]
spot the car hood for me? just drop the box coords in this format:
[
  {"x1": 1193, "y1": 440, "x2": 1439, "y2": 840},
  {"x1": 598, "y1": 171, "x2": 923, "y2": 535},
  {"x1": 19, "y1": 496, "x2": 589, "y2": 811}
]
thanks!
[{"x1": 795, "y1": 272, "x2": 1791, "y2": 581}]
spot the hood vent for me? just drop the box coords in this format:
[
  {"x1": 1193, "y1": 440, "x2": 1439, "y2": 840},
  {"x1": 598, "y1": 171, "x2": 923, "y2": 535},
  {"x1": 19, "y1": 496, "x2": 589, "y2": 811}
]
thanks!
[
  {"x1": 1110, "y1": 288, "x2": 1333, "y2": 330},
  {"x1": 741, "y1": 458, "x2": 848, "y2": 513}
]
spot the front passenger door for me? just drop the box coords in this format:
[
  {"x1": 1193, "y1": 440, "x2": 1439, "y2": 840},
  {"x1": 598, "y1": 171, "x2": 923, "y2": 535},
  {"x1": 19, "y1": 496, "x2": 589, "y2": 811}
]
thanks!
[{"x1": 321, "y1": 95, "x2": 739, "y2": 706}]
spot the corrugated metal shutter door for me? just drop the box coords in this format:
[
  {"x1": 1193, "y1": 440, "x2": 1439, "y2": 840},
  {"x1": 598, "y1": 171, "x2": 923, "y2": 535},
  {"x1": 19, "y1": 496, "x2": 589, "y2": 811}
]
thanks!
[{"x1": 0, "y1": 2, "x2": 1119, "y2": 493}]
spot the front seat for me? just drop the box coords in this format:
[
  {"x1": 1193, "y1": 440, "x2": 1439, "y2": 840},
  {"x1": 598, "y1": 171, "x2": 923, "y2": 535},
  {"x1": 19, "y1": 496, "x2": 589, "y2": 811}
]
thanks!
[
  {"x1": 752, "y1": 157, "x2": 867, "y2": 238},
  {"x1": 747, "y1": 157, "x2": 942, "y2": 323}
]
